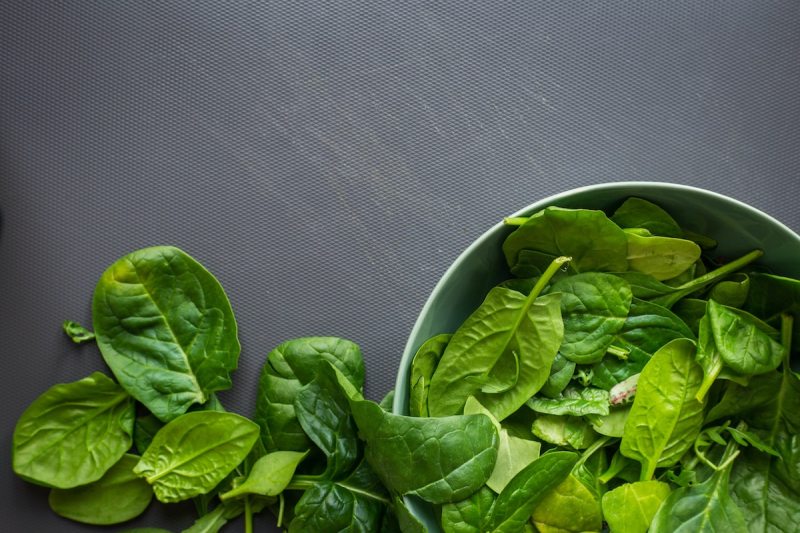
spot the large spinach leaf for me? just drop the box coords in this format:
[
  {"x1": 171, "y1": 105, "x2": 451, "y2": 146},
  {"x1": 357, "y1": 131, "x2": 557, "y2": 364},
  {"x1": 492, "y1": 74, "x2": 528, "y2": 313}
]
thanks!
[
  {"x1": 484, "y1": 451, "x2": 578, "y2": 533},
  {"x1": 441, "y1": 486, "x2": 495, "y2": 533},
  {"x1": 48, "y1": 454, "x2": 152, "y2": 525},
  {"x1": 601, "y1": 480, "x2": 671, "y2": 533},
  {"x1": 133, "y1": 411, "x2": 259, "y2": 502},
  {"x1": 502, "y1": 207, "x2": 628, "y2": 273},
  {"x1": 254, "y1": 336, "x2": 364, "y2": 452},
  {"x1": 350, "y1": 399, "x2": 498, "y2": 504},
  {"x1": 548, "y1": 272, "x2": 632, "y2": 364},
  {"x1": 12, "y1": 371, "x2": 134, "y2": 488},
  {"x1": 621, "y1": 338, "x2": 705, "y2": 480},
  {"x1": 625, "y1": 231, "x2": 701, "y2": 281},
  {"x1": 92, "y1": 246, "x2": 239, "y2": 422},
  {"x1": 611, "y1": 197, "x2": 683, "y2": 237},
  {"x1": 530, "y1": 474, "x2": 602, "y2": 533},
  {"x1": 428, "y1": 258, "x2": 565, "y2": 419},
  {"x1": 409, "y1": 334, "x2": 450, "y2": 417}
]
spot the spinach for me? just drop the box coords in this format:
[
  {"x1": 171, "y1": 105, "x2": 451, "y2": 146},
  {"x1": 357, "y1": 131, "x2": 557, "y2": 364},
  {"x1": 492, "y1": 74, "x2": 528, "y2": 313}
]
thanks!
[
  {"x1": 92, "y1": 246, "x2": 240, "y2": 422},
  {"x1": 530, "y1": 474, "x2": 602, "y2": 533},
  {"x1": 48, "y1": 454, "x2": 153, "y2": 525},
  {"x1": 625, "y1": 231, "x2": 701, "y2": 281},
  {"x1": 133, "y1": 411, "x2": 260, "y2": 503},
  {"x1": 133, "y1": 413, "x2": 164, "y2": 455},
  {"x1": 427, "y1": 257, "x2": 566, "y2": 420},
  {"x1": 745, "y1": 272, "x2": 800, "y2": 348},
  {"x1": 350, "y1": 399, "x2": 498, "y2": 504},
  {"x1": 532, "y1": 414, "x2": 598, "y2": 450},
  {"x1": 548, "y1": 272, "x2": 632, "y2": 364},
  {"x1": 621, "y1": 338, "x2": 705, "y2": 480},
  {"x1": 12, "y1": 371, "x2": 134, "y2": 488},
  {"x1": 440, "y1": 486, "x2": 495, "y2": 533},
  {"x1": 502, "y1": 207, "x2": 628, "y2": 273},
  {"x1": 601, "y1": 480, "x2": 671, "y2": 533},
  {"x1": 539, "y1": 352, "x2": 576, "y2": 398},
  {"x1": 708, "y1": 273, "x2": 749, "y2": 308},
  {"x1": 610, "y1": 197, "x2": 683, "y2": 238},
  {"x1": 409, "y1": 333, "x2": 451, "y2": 417},
  {"x1": 526, "y1": 386, "x2": 609, "y2": 417},
  {"x1": 650, "y1": 439, "x2": 747, "y2": 532},
  {"x1": 219, "y1": 451, "x2": 307, "y2": 501},
  {"x1": 254, "y1": 336, "x2": 364, "y2": 452},
  {"x1": 484, "y1": 451, "x2": 578, "y2": 533},
  {"x1": 62, "y1": 319, "x2": 95, "y2": 343}
]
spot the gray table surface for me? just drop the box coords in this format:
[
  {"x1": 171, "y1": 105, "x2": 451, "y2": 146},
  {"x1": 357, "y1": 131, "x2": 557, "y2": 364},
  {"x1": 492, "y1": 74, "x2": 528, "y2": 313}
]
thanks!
[{"x1": 2, "y1": 1, "x2": 799, "y2": 531}]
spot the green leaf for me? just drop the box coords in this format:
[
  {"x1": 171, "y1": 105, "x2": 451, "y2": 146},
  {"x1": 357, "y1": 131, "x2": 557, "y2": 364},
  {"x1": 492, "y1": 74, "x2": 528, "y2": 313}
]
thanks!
[
  {"x1": 379, "y1": 390, "x2": 395, "y2": 412},
  {"x1": 220, "y1": 451, "x2": 307, "y2": 501},
  {"x1": 601, "y1": 480, "x2": 671, "y2": 533},
  {"x1": 409, "y1": 334, "x2": 450, "y2": 417},
  {"x1": 532, "y1": 414, "x2": 598, "y2": 450},
  {"x1": 549, "y1": 272, "x2": 633, "y2": 364},
  {"x1": 484, "y1": 451, "x2": 578, "y2": 533},
  {"x1": 620, "y1": 338, "x2": 705, "y2": 480},
  {"x1": 92, "y1": 246, "x2": 240, "y2": 422},
  {"x1": 441, "y1": 486, "x2": 495, "y2": 533},
  {"x1": 12, "y1": 371, "x2": 134, "y2": 488},
  {"x1": 428, "y1": 259, "x2": 565, "y2": 420},
  {"x1": 531, "y1": 474, "x2": 603, "y2": 533},
  {"x1": 133, "y1": 413, "x2": 164, "y2": 455},
  {"x1": 539, "y1": 353, "x2": 576, "y2": 398},
  {"x1": 610, "y1": 197, "x2": 683, "y2": 238},
  {"x1": 625, "y1": 232, "x2": 701, "y2": 281},
  {"x1": 133, "y1": 411, "x2": 259, "y2": 503},
  {"x1": 589, "y1": 405, "x2": 631, "y2": 438},
  {"x1": 526, "y1": 386, "x2": 610, "y2": 417},
  {"x1": 672, "y1": 298, "x2": 708, "y2": 335},
  {"x1": 744, "y1": 272, "x2": 800, "y2": 351},
  {"x1": 486, "y1": 429, "x2": 541, "y2": 493},
  {"x1": 255, "y1": 336, "x2": 364, "y2": 452},
  {"x1": 707, "y1": 299, "x2": 783, "y2": 375},
  {"x1": 48, "y1": 454, "x2": 152, "y2": 525},
  {"x1": 650, "y1": 442, "x2": 747, "y2": 532},
  {"x1": 502, "y1": 207, "x2": 628, "y2": 273},
  {"x1": 62, "y1": 320, "x2": 95, "y2": 343},
  {"x1": 708, "y1": 273, "x2": 750, "y2": 308},
  {"x1": 350, "y1": 399, "x2": 498, "y2": 504},
  {"x1": 181, "y1": 505, "x2": 228, "y2": 533}
]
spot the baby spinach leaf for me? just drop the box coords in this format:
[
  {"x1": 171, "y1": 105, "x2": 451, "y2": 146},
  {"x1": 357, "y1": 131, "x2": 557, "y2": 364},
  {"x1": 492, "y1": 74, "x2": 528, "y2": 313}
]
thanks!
[
  {"x1": 592, "y1": 297, "x2": 694, "y2": 390},
  {"x1": 589, "y1": 405, "x2": 631, "y2": 438},
  {"x1": 510, "y1": 250, "x2": 572, "y2": 278},
  {"x1": 384, "y1": 497, "x2": 427, "y2": 533},
  {"x1": 181, "y1": 504, "x2": 229, "y2": 533},
  {"x1": 379, "y1": 390, "x2": 395, "y2": 412},
  {"x1": 497, "y1": 275, "x2": 540, "y2": 295},
  {"x1": 484, "y1": 451, "x2": 578, "y2": 533},
  {"x1": 527, "y1": 386, "x2": 609, "y2": 417},
  {"x1": 62, "y1": 320, "x2": 95, "y2": 343},
  {"x1": 650, "y1": 441, "x2": 747, "y2": 532},
  {"x1": 745, "y1": 272, "x2": 800, "y2": 345},
  {"x1": 288, "y1": 459, "x2": 388, "y2": 533},
  {"x1": 220, "y1": 451, "x2": 307, "y2": 501},
  {"x1": 441, "y1": 486, "x2": 495, "y2": 533},
  {"x1": 601, "y1": 480, "x2": 671, "y2": 533},
  {"x1": 12, "y1": 371, "x2": 134, "y2": 488},
  {"x1": 294, "y1": 362, "x2": 359, "y2": 478},
  {"x1": 133, "y1": 413, "x2": 164, "y2": 455},
  {"x1": 539, "y1": 353, "x2": 576, "y2": 398},
  {"x1": 532, "y1": 414, "x2": 598, "y2": 450},
  {"x1": 428, "y1": 258, "x2": 566, "y2": 420},
  {"x1": 611, "y1": 197, "x2": 683, "y2": 238},
  {"x1": 48, "y1": 454, "x2": 152, "y2": 525},
  {"x1": 612, "y1": 271, "x2": 676, "y2": 299},
  {"x1": 707, "y1": 299, "x2": 783, "y2": 375},
  {"x1": 549, "y1": 272, "x2": 632, "y2": 364},
  {"x1": 487, "y1": 429, "x2": 541, "y2": 493},
  {"x1": 133, "y1": 411, "x2": 259, "y2": 503},
  {"x1": 530, "y1": 474, "x2": 602, "y2": 533},
  {"x1": 502, "y1": 207, "x2": 629, "y2": 273},
  {"x1": 672, "y1": 298, "x2": 708, "y2": 335},
  {"x1": 625, "y1": 231, "x2": 701, "y2": 281},
  {"x1": 350, "y1": 399, "x2": 498, "y2": 504},
  {"x1": 409, "y1": 334, "x2": 451, "y2": 417},
  {"x1": 621, "y1": 338, "x2": 705, "y2": 480},
  {"x1": 255, "y1": 336, "x2": 364, "y2": 452},
  {"x1": 92, "y1": 246, "x2": 240, "y2": 422},
  {"x1": 708, "y1": 273, "x2": 749, "y2": 308}
]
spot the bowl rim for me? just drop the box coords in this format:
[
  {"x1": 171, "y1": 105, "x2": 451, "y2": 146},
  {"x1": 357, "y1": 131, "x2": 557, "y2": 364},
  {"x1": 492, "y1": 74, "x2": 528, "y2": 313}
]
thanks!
[{"x1": 393, "y1": 180, "x2": 800, "y2": 413}]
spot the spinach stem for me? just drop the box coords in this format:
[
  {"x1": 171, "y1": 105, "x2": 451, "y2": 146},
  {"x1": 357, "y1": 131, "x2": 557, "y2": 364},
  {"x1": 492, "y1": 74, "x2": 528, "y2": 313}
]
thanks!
[
  {"x1": 244, "y1": 496, "x2": 253, "y2": 533},
  {"x1": 503, "y1": 216, "x2": 529, "y2": 226},
  {"x1": 606, "y1": 345, "x2": 629, "y2": 360},
  {"x1": 574, "y1": 436, "x2": 613, "y2": 471},
  {"x1": 277, "y1": 493, "x2": 285, "y2": 527},
  {"x1": 695, "y1": 357, "x2": 722, "y2": 402},
  {"x1": 781, "y1": 313, "x2": 794, "y2": 367}
]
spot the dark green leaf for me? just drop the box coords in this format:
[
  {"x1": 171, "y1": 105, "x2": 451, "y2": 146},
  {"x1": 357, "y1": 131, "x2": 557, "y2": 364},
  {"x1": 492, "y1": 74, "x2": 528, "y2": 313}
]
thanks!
[
  {"x1": 539, "y1": 353, "x2": 576, "y2": 398},
  {"x1": 526, "y1": 387, "x2": 609, "y2": 417},
  {"x1": 351, "y1": 399, "x2": 498, "y2": 504},
  {"x1": 220, "y1": 451, "x2": 307, "y2": 501},
  {"x1": 48, "y1": 454, "x2": 152, "y2": 525},
  {"x1": 255, "y1": 336, "x2": 364, "y2": 452},
  {"x1": 484, "y1": 451, "x2": 578, "y2": 533},
  {"x1": 502, "y1": 207, "x2": 628, "y2": 273},
  {"x1": 531, "y1": 414, "x2": 598, "y2": 450},
  {"x1": 379, "y1": 390, "x2": 395, "y2": 412},
  {"x1": 672, "y1": 298, "x2": 708, "y2": 335},
  {"x1": 441, "y1": 486, "x2": 495, "y2": 533},
  {"x1": 92, "y1": 246, "x2": 239, "y2": 422},
  {"x1": 707, "y1": 299, "x2": 783, "y2": 375},
  {"x1": 610, "y1": 197, "x2": 683, "y2": 238},
  {"x1": 12, "y1": 371, "x2": 134, "y2": 488},
  {"x1": 708, "y1": 273, "x2": 749, "y2": 308},
  {"x1": 133, "y1": 414, "x2": 164, "y2": 455},
  {"x1": 133, "y1": 411, "x2": 259, "y2": 502},
  {"x1": 409, "y1": 334, "x2": 450, "y2": 417}
]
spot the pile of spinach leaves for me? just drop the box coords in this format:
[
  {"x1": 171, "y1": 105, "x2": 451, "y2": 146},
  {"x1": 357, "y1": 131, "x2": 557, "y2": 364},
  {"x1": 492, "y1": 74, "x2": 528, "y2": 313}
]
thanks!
[
  {"x1": 411, "y1": 197, "x2": 800, "y2": 533},
  {"x1": 12, "y1": 246, "x2": 500, "y2": 532}
]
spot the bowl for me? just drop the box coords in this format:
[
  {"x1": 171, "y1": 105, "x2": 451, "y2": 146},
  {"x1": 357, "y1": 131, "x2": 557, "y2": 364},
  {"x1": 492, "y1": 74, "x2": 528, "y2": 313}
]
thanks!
[{"x1": 391, "y1": 181, "x2": 800, "y2": 530}]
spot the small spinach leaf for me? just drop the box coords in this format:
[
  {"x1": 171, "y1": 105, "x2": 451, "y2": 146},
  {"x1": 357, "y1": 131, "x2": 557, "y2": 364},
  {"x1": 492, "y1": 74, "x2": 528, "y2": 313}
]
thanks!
[
  {"x1": 530, "y1": 474, "x2": 602, "y2": 533},
  {"x1": 409, "y1": 334, "x2": 451, "y2": 417},
  {"x1": 62, "y1": 320, "x2": 95, "y2": 343},
  {"x1": 220, "y1": 451, "x2": 307, "y2": 501},
  {"x1": 48, "y1": 454, "x2": 152, "y2": 525},
  {"x1": 527, "y1": 386, "x2": 609, "y2": 417},
  {"x1": 441, "y1": 486, "x2": 495, "y2": 533},
  {"x1": 601, "y1": 480, "x2": 671, "y2": 533},
  {"x1": 12, "y1": 371, "x2": 134, "y2": 488},
  {"x1": 625, "y1": 231, "x2": 701, "y2": 281},
  {"x1": 610, "y1": 197, "x2": 683, "y2": 238},
  {"x1": 532, "y1": 414, "x2": 598, "y2": 450},
  {"x1": 133, "y1": 411, "x2": 259, "y2": 503}
]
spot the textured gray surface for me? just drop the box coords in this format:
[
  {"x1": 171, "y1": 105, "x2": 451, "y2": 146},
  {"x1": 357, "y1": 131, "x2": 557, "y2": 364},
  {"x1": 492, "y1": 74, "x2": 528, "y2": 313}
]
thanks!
[{"x1": 1, "y1": 1, "x2": 799, "y2": 531}]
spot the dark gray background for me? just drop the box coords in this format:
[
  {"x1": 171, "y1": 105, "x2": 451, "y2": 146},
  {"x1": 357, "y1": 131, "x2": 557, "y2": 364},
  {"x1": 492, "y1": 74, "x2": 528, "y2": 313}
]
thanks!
[{"x1": 2, "y1": 1, "x2": 798, "y2": 531}]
